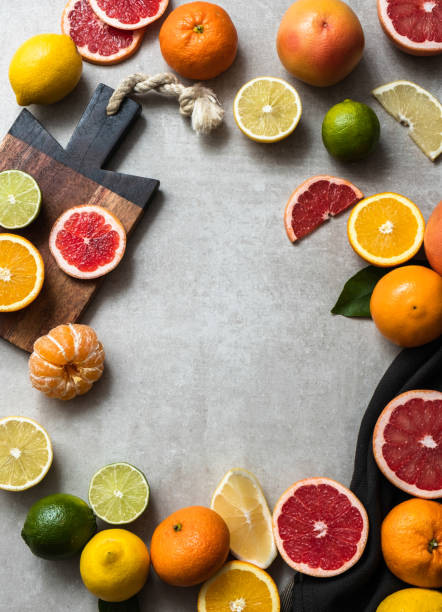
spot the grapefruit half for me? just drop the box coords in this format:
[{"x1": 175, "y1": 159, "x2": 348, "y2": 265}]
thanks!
[
  {"x1": 49, "y1": 205, "x2": 126, "y2": 280},
  {"x1": 89, "y1": 0, "x2": 169, "y2": 30},
  {"x1": 373, "y1": 390, "x2": 442, "y2": 499},
  {"x1": 284, "y1": 175, "x2": 363, "y2": 242},
  {"x1": 272, "y1": 477, "x2": 369, "y2": 577},
  {"x1": 377, "y1": 0, "x2": 442, "y2": 56},
  {"x1": 62, "y1": 0, "x2": 145, "y2": 65}
]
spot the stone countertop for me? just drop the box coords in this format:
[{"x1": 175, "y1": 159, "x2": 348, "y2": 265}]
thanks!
[{"x1": 0, "y1": 1, "x2": 440, "y2": 610}]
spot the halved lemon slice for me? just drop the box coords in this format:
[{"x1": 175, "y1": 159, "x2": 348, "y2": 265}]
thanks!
[
  {"x1": 234, "y1": 77, "x2": 302, "y2": 143},
  {"x1": 372, "y1": 80, "x2": 442, "y2": 161},
  {"x1": 0, "y1": 233, "x2": 44, "y2": 311},
  {"x1": 211, "y1": 468, "x2": 277, "y2": 569},
  {"x1": 198, "y1": 560, "x2": 280, "y2": 612},
  {"x1": 0, "y1": 416, "x2": 53, "y2": 491},
  {"x1": 347, "y1": 193, "x2": 425, "y2": 267}
]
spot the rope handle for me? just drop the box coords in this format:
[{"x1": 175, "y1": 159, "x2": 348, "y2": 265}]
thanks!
[{"x1": 107, "y1": 72, "x2": 224, "y2": 135}]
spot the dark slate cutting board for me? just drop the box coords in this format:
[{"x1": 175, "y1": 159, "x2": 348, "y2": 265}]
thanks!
[{"x1": 0, "y1": 83, "x2": 159, "y2": 352}]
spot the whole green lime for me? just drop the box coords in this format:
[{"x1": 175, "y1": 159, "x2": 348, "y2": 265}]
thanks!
[
  {"x1": 322, "y1": 99, "x2": 380, "y2": 161},
  {"x1": 21, "y1": 493, "x2": 96, "y2": 560}
]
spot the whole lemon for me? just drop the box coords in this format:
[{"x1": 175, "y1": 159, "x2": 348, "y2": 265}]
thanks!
[
  {"x1": 376, "y1": 588, "x2": 442, "y2": 611},
  {"x1": 80, "y1": 529, "x2": 150, "y2": 602},
  {"x1": 9, "y1": 34, "x2": 82, "y2": 106}
]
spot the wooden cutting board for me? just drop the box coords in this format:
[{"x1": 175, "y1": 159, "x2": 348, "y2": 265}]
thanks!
[{"x1": 0, "y1": 84, "x2": 159, "y2": 352}]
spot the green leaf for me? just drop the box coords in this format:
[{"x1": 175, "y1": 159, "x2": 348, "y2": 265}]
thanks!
[
  {"x1": 98, "y1": 597, "x2": 140, "y2": 612},
  {"x1": 331, "y1": 265, "x2": 392, "y2": 318}
]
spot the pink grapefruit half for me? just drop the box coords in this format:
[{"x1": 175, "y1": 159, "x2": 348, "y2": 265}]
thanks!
[
  {"x1": 283, "y1": 175, "x2": 363, "y2": 242},
  {"x1": 49, "y1": 205, "x2": 127, "y2": 280},
  {"x1": 62, "y1": 0, "x2": 145, "y2": 65},
  {"x1": 273, "y1": 477, "x2": 369, "y2": 577},
  {"x1": 377, "y1": 0, "x2": 442, "y2": 56},
  {"x1": 373, "y1": 390, "x2": 442, "y2": 499},
  {"x1": 89, "y1": 0, "x2": 169, "y2": 30}
]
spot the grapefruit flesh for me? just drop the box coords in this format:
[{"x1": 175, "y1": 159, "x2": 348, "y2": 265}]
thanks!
[
  {"x1": 284, "y1": 175, "x2": 363, "y2": 242},
  {"x1": 378, "y1": 0, "x2": 442, "y2": 56},
  {"x1": 62, "y1": 0, "x2": 145, "y2": 64},
  {"x1": 273, "y1": 477, "x2": 369, "y2": 577},
  {"x1": 89, "y1": 0, "x2": 169, "y2": 30},
  {"x1": 49, "y1": 205, "x2": 126, "y2": 279},
  {"x1": 373, "y1": 390, "x2": 442, "y2": 499}
]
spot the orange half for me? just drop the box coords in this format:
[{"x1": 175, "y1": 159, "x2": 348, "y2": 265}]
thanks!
[
  {"x1": 0, "y1": 234, "x2": 44, "y2": 312},
  {"x1": 347, "y1": 193, "x2": 425, "y2": 267},
  {"x1": 197, "y1": 560, "x2": 280, "y2": 612}
]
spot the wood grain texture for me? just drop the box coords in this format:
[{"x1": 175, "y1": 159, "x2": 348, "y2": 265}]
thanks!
[{"x1": 0, "y1": 84, "x2": 160, "y2": 352}]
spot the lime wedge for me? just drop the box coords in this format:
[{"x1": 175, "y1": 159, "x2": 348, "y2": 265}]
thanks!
[
  {"x1": 88, "y1": 463, "x2": 149, "y2": 525},
  {"x1": 0, "y1": 170, "x2": 41, "y2": 229}
]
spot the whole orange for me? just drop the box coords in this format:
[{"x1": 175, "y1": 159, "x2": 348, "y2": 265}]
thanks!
[
  {"x1": 424, "y1": 200, "x2": 442, "y2": 276},
  {"x1": 370, "y1": 265, "x2": 442, "y2": 347},
  {"x1": 381, "y1": 498, "x2": 442, "y2": 588},
  {"x1": 276, "y1": 0, "x2": 364, "y2": 87},
  {"x1": 150, "y1": 505, "x2": 229, "y2": 586},
  {"x1": 159, "y1": 2, "x2": 238, "y2": 80}
]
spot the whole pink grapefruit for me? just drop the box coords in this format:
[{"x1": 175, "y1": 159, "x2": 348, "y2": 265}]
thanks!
[{"x1": 276, "y1": 0, "x2": 365, "y2": 87}]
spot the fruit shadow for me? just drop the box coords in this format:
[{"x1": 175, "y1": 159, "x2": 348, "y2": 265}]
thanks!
[{"x1": 28, "y1": 78, "x2": 94, "y2": 147}]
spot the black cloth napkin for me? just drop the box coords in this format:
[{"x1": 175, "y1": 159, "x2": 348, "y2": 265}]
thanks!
[{"x1": 282, "y1": 338, "x2": 442, "y2": 612}]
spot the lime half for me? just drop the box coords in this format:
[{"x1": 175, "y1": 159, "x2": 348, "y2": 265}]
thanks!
[
  {"x1": 89, "y1": 463, "x2": 150, "y2": 525},
  {"x1": 0, "y1": 170, "x2": 41, "y2": 229}
]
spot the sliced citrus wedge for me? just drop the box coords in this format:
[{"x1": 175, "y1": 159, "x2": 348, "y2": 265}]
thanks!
[
  {"x1": 197, "y1": 560, "x2": 280, "y2": 612},
  {"x1": 0, "y1": 416, "x2": 53, "y2": 491},
  {"x1": 0, "y1": 170, "x2": 41, "y2": 229},
  {"x1": 88, "y1": 462, "x2": 150, "y2": 524},
  {"x1": 211, "y1": 468, "x2": 277, "y2": 569},
  {"x1": 234, "y1": 77, "x2": 302, "y2": 143},
  {"x1": 372, "y1": 80, "x2": 442, "y2": 161},
  {"x1": 0, "y1": 233, "x2": 44, "y2": 312},
  {"x1": 347, "y1": 193, "x2": 425, "y2": 267}
]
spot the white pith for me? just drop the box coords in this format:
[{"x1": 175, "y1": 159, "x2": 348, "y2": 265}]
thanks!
[
  {"x1": 49, "y1": 204, "x2": 126, "y2": 280},
  {"x1": 373, "y1": 390, "x2": 442, "y2": 499},
  {"x1": 234, "y1": 77, "x2": 302, "y2": 143},
  {"x1": 272, "y1": 477, "x2": 369, "y2": 578},
  {"x1": 347, "y1": 192, "x2": 425, "y2": 265}
]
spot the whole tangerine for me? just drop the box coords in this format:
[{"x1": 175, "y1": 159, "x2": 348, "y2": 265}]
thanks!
[
  {"x1": 370, "y1": 265, "x2": 442, "y2": 347},
  {"x1": 159, "y1": 1, "x2": 238, "y2": 80},
  {"x1": 424, "y1": 201, "x2": 442, "y2": 276},
  {"x1": 381, "y1": 498, "x2": 442, "y2": 588},
  {"x1": 150, "y1": 505, "x2": 230, "y2": 586},
  {"x1": 276, "y1": 0, "x2": 364, "y2": 87}
]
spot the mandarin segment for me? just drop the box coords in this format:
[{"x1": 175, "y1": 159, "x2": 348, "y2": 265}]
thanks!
[{"x1": 29, "y1": 324, "x2": 105, "y2": 400}]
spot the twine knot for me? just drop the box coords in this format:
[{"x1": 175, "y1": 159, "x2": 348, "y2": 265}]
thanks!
[{"x1": 107, "y1": 73, "x2": 224, "y2": 135}]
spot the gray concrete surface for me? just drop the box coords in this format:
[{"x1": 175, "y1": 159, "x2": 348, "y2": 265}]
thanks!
[{"x1": 0, "y1": 0, "x2": 440, "y2": 610}]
